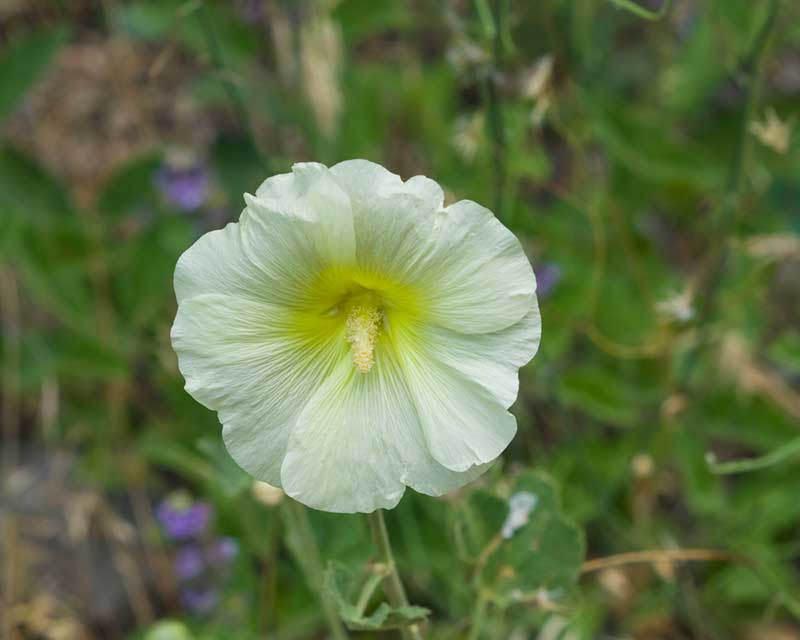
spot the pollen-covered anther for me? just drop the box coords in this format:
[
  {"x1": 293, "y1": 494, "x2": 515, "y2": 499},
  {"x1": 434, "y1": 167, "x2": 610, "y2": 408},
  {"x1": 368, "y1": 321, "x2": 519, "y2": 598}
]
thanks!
[{"x1": 345, "y1": 304, "x2": 382, "y2": 373}]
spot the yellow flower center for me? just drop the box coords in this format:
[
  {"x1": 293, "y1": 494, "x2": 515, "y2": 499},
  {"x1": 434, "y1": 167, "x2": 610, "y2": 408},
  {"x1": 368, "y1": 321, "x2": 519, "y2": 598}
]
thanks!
[{"x1": 345, "y1": 302, "x2": 382, "y2": 373}]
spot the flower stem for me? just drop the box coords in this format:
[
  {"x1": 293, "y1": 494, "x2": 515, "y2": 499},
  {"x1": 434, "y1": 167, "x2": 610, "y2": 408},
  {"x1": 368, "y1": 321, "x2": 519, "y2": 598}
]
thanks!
[
  {"x1": 478, "y1": 0, "x2": 510, "y2": 223},
  {"x1": 283, "y1": 500, "x2": 349, "y2": 640},
  {"x1": 196, "y1": 0, "x2": 269, "y2": 171},
  {"x1": 367, "y1": 509, "x2": 424, "y2": 640},
  {"x1": 678, "y1": 0, "x2": 780, "y2": 381},
  {"x1": 467, "y1": 590, "x2": 490, "y2": 640}
]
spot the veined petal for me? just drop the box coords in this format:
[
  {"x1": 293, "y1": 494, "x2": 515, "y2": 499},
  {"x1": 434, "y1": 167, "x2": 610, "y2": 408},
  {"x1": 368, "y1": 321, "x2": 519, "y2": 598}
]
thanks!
[
  {"x1": 331, "y1": 161, "x2": 446, "y2": 281},
  {"x1": 331, "y1": 169, "x2": 534, "y2": 335},
  {"x1": 421, "y1": 299, "x2": 541, "y2": 408},
  {"x1": 281, "y1": 347, "x2": 487, "y2": 513},
  {"x1": 330, "y1": 159, "x2": 404, "y2": 208},
  {"x1": 351, "y1": 191, "x2": 436, "y2": 278},
  {"x1": 403, "y1": 175, "x2": 445, "y2": 210},
  {"x1": 392, "y1": 322, "x2": 518, "y2": 472},
  {"x1": 417, "y1": 200, "x2": 536, "y2": 334},
  {"x1": 244, "y1": 163, "x2": 357, "y2": 285},
  {"x1": 331, "y1": 159, "x2": 445, "y2": 212},
  {"x1": 178, "y1": 165, "x2": 357, "y2": 310},
  {"x1": 171, "y1": 293, "x2": 345, "y2": 487},
  {"x1": 175, "y1": 222, "x2": 270, "y2": 305}
]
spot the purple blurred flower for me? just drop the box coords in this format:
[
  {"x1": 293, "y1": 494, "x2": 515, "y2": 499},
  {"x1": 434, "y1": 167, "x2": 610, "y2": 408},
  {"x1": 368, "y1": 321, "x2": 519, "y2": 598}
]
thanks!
[
  {"x1": 534, "y1": 262, "x2": 562, "y2": 298},
  {"x1": 175, "y1": 545, "x2": 205, "y2": 580},
  {"x1": 157, "y1": 497, "x2": 212, "y2": 541},
  {"x1": 181, "y1": 587, "x2": 220, "y2": 615},
  {"x1": 210, "y1": 537, "x2": 239, "y2": 566},
  {"x1": 156, "y1": 162, "x2": 210, "y2": 212}
]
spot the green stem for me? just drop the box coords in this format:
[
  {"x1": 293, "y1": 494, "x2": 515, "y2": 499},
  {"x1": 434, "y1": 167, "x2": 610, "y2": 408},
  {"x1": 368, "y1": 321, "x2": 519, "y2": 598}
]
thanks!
[
  {"x1": 678, "y1": 0, "x2": 780, "y2": 382},
  {"x1": 355, "y1": 570, "x2": 386, "y2": 617},
  {"x1": 707, "y1": 435, "x2": 800, "y2": 475},
  {"x1": 283, "y1": 500, "x2": 349, "y2": 640},
  {"x1": 467, "y1": 590, "x2": 490, "y2": 640},
  {"x1": 197, "y1": 0, "x2": 268, "y2": 170},
  {"x1": 367, "y1": 510, "x2": 423, "y2": 640},
  {"x1": 478, "y1": 0, "x2": 509, "y2": 222}
]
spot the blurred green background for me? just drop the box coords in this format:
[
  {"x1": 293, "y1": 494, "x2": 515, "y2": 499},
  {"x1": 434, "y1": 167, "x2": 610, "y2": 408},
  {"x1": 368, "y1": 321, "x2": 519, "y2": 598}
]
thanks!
[{"x1": 2, "y1": 0, "x2": 800, "y2": 638}]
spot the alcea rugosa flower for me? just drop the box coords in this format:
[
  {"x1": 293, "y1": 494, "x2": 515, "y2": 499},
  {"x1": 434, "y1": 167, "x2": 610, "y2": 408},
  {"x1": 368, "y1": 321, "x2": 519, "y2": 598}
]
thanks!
[{"x1": 171, "y1": 160, "x2": 540, "y2": 513}]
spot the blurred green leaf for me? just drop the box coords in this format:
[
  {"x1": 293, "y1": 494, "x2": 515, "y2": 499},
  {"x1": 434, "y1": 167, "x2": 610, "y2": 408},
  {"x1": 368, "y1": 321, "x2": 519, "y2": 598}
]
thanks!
[
  {"x1": 464, "y1": 472, "x2": 585, "y2": 607},
  {"x1": 592, "y1": 101, "x2": 724, "y2": 190},
  {"x1": 212, "y1": 134, "x2": 265, "y2": 204},
  {"x1": 558, "y1": 367, "x2": 638, "y2": 426},
  {"x1": 116, "y1": 0, "x2": 257, "y2": 68},
  {"x1": 333, "y1": 0, "x2": 414, "y2": 45},
  {"x1": 0, "y1": 145, "x2": 74, "y2": 223},
  {"x1": 143, "y1": 620, "x2": 194, "y2": 640},
  {"x1": 323, "y1": 561, "x2": 430, "y2": 631},
  {"x1": 195, "y1": 437, "x2": 252, "y2": 497},
  {"x1": 708, "y1": 436, "x2": 800, "y2": 475},
  {"x1": 607, "y1": 0, "x2": 670, "y2": 20},
  {"x1": 97, "y1": 153, "x2": 162, "y2": 218},
  {"x1": 768, "y1": 331, "x2": 800, "y2": 372},
  {"x1": 0, "y1": 26, "x2": 69, "y2": 123}
]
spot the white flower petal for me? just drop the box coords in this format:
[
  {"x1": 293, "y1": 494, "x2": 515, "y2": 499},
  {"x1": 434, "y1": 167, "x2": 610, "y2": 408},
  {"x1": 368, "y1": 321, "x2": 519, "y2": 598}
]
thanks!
[
  {"x1": 330, "y1": 159, "x2": 404, "y2": 207},
  {"x1": 418, "y1": 200, "x2": 536, "y2": 334},
  {"x1": 351, "y1": 192, "x2": 436, "y2": 277},
  {"x1": 393, "y1": 322, "x2": 518, "y2": 472},
  {"x1": 244, "y1": 163, "x2": 356, "y2": 274},
  {"x1": 171, "y1": 293, "x2": 344, "y2": 486},
  {"x1": 178, "y1": 164, "x2": 358, "y2": 310},
  {"x1": 403, "y1": 175, "x2": 445, "y2": 210},
  {"x1": 174, "y1": 222, "x2": 270, "y2": 305},
  {"x1": 331, "y1": 162, "x2": 448, "y2": 278},
  {"x1": 421, "y1": 299, "x2": 541, "y2": 408},
  {"x1": 330, "y1": 177, "x2": 535, "y2": 335},
  {"x1": 331, "y1": 159, "x2": 445, "y2": 211},
  {"x1": 281, "y1": 348, "x2": 486, "y2": 513}
]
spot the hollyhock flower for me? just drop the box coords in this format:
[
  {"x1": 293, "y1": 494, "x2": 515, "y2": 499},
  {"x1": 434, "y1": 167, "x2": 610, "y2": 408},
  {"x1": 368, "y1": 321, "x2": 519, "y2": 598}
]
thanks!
[{"x1": 171, "y1": 160, "x2": 540, "y2": 513}]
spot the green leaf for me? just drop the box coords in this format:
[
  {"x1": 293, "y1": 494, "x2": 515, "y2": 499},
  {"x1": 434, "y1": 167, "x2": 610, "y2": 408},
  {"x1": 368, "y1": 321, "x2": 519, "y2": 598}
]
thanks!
[
  {"x1": 0, "y1": 26, "x2": 69, "y2": 122},
  {"x1": 559, "y1": 367, "x2": 638, "y2": 426},
  {"x1": 707, "y1": 436, "x2": 800, "y2": 475},
  {"x1": 211, "y1": 134, "x2": 266, "y2": 206},
  {"x1": 115, "y1": 1, "x2": 257, "y2": 69},
  {"x1": 465, "y1": 472, "x2": 585, "y2": 607},
  {"x1": 97, "y1": 152, "x2": 162, "y2": 218},
  {"x1": 143, "y1": 620, "x2": 194, "y2": 640},
  {"x1": 607, "y1": 0, "x2": 670, "y2": 20},
  {"x1": 591, "y1": 101, "x2": 723, "y2": 190},
  {"x1": 195, "y1": 437, "x2": 252, "y2": 497},
  {"x1": 137, "y1": 434, "x2": 250, "y2": 498},
  {"x1": 323, "y1": 562, "x2": 430, "y2": 631},
  {"x1": 349, "y1": 603, "x2": 430, "y2": 632},
  {"x1": 0, "y1": 145, "x2": 74, "y2": 223},
  {"x1": 768, "y1": 331, "x2": 800, "y2": 372}
]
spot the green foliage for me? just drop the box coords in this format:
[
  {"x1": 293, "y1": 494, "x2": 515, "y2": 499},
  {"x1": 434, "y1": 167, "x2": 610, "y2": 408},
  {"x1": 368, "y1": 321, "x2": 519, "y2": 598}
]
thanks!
[
  {"x1": 460, "y1": 473, "x2": 585, "y2": 608},
  {"x1": 607, "y1": 0, "x2": 671, "y2": 21},
  {"x1": 143, "y1": 621, "x2": 194, "y2": 640},
  {"x1": 0, "y1": 26, "x2": 69, "y2": 123},
  {"x1": 324, "y1": 562, "x2": 430, "y2": 631},
  {"x1": 3, "y1": 0, "x2": 800, "y2": 637}
]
